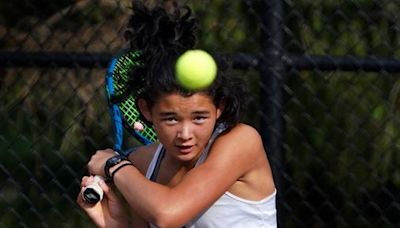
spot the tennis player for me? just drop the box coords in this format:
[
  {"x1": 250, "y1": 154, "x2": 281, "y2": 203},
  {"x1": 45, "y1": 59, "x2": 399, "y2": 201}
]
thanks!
[{"x1": 77, "y1": 1, "x2": 277, "y2": 227}]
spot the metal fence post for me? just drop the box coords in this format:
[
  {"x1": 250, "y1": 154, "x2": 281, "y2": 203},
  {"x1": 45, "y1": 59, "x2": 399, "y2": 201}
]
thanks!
[{"x1": 259, "y1": 0, "x2": 285, "y2": 225}]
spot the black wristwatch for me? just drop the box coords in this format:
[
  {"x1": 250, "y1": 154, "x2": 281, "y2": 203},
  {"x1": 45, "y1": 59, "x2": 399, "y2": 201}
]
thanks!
[{"x1": 104, "y1": 155, "x2": 129, "y2": 179}]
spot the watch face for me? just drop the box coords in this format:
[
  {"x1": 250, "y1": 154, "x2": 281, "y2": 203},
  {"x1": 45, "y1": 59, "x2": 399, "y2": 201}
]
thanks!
[
  {"x1": 110, "y1": 156, "x2": 123, "y2": 165},
  {"x1": 105, "y1": 155, "x2": 126, "y2": 179}
]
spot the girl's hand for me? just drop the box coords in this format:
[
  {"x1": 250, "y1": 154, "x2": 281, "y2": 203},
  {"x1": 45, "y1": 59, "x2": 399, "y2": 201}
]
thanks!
[
  {"x1": 87, "y1": 149, "x2": 116, "y2": 177},
  {"x1": 77, "y1": 176, "x2": 129, "y2": 228}
]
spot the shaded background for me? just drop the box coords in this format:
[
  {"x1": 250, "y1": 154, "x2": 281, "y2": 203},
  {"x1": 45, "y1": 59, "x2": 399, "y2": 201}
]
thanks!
[{"x1": 1, "y1": 0, "x2": 400, "y2": 227}]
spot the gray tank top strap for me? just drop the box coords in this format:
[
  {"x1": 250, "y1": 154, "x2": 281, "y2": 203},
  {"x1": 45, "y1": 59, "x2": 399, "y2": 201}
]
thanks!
[{"x1": 195, "y1": 123, "x2": 227, "y2": 166}]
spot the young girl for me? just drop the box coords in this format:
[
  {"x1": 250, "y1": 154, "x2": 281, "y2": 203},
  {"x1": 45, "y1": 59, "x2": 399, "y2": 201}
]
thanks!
[{"x1": 77, "y1": 1, "x2": 276, "y2": 227}]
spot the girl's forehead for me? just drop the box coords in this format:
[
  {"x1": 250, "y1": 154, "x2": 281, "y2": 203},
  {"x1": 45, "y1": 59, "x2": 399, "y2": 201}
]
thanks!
[{"x1": 154, "y1": 92, "x2": 214, "y2": 108}]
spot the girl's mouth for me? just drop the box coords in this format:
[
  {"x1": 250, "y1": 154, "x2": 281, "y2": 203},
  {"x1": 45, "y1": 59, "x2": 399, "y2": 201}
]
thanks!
[{"x1": 177, "y1": 145, "x2": 194, "y2": 154}]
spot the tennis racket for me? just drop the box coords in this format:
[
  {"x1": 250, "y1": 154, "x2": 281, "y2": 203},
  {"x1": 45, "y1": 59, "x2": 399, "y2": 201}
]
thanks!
[{"x1": 82, "y1": 49, "x2": 157, "y2": 204}]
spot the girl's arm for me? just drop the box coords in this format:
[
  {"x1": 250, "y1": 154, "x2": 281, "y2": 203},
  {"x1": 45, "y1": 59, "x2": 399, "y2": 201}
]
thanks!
[
  {"x1": 113, "y1": 124, "x2": 270, "y2": 227},
  {"x1": 129, "y1": 210, "x2": 150, "y2": 228}
]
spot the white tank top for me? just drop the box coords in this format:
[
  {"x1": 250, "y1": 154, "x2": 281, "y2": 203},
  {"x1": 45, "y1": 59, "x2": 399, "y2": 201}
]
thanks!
[{"x1": 145, "y1": 124, "x2": 277, "y2": 228}]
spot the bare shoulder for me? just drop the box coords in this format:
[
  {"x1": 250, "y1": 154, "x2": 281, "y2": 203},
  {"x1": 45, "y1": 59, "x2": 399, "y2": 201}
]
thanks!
[
  {"x1": 217, "y1": 123, "x2": 263, "y2": 149},
  {"x1": 201, "y1": 123, "x2": 274, "y2": 199},
  {"x1": 209, "y1": 123, "x2": 266, "y2": 163},
  {"x1": 215, "y1": 124, "x2": 275, "y2": 198},
  {"x1": 128, "y1": 143, "x2": 159, "y2": 175},
  {"x1": 230, "y1": 123, "x2": 262, "y2": 138}
]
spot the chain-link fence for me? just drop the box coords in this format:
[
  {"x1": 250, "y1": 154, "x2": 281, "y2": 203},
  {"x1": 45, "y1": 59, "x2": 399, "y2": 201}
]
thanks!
[{"x1": 1, "y1": 0, "x2": 400, "y2": 227}]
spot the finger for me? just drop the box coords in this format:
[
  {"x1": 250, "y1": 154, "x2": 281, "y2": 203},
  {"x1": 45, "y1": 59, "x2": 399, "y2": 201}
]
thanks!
[
  {"x1": 98, "y1": 180, "x2": 118, "y2": 202},
  {"x1": 80, "y1": 176, "x2": 90, "y2": 188},
  {"x1": 98, "y1": 179, "x2": 110, "y2": 194},
  {"x1": 77, "y1": 185, "x2": 91, "y2": 207},
  {"x1": 81, "y1": 175, "x2": 97, "y2": 188}
]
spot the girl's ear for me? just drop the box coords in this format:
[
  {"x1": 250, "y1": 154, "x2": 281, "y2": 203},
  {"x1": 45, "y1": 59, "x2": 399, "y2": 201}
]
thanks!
[
  {"x1": 216, "y1": 100, "x2": 225, "y2": 119},
  {"x1": 137, "y1": 99, "x2": 152, "y2": 122}
]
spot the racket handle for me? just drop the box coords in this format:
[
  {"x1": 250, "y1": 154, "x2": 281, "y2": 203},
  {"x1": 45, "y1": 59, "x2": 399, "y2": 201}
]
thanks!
[{"x1": 82, "y1": 175, "x2": 104, "y2": 204}]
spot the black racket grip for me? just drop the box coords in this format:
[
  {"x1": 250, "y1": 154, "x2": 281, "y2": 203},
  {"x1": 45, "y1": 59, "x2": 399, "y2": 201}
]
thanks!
[{"x1": 82, "y1": 176, "x2": 104, "y2": 204}]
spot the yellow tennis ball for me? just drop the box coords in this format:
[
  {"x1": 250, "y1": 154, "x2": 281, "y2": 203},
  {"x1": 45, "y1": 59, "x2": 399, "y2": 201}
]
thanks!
[{"x1": 175, "y1": 49, "x2": 217, "y2": 90}]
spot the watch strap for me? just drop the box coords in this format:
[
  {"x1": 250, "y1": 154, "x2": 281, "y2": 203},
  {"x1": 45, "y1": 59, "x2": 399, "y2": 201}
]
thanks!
[
  {"x1": 104, "y1": 155, "x2": 129, "y2": 179},
  {"x1": 110, "y1": 163, "x2": 135, "y2": 181}
]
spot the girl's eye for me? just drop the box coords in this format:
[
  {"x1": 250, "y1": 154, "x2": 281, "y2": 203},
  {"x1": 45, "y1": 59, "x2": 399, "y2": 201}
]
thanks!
[
  {"x1": 193, "y1": 116, "x2": 207, "y2": 124},
  {"x1": 163, "y1": 117, "x2": 178, "y2": 124}
]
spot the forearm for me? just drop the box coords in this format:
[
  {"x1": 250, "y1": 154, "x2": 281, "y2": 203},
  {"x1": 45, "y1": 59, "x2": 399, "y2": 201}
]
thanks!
[
  {"x1": 112, "y1": 165, "x2": 186, "y2": 227},
  {"x1": 129, "y1": 209, "x2": 151, "y2": 228}
]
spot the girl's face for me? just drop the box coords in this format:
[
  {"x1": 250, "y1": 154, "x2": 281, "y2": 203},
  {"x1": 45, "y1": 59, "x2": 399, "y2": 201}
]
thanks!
[{"x1": 140, "y1": 92, "x2": 223, "y2": 164}]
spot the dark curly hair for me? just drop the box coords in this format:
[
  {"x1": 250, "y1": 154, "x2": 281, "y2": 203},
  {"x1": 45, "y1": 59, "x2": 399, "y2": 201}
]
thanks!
[{"x1": 124, "y1": 0, "x2": 248, "y2": 130}]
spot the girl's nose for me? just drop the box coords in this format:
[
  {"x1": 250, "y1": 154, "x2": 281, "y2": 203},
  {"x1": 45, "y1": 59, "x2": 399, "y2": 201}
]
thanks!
[{"x1": 177, "y1": 123, "x2": 192, "y2": 140}]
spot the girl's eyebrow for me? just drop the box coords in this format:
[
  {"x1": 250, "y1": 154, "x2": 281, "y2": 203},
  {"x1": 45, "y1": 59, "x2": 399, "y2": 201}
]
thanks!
[
  {"x1": 193, "y1": 111, "x2": 210, "y2": 115},
  {"x1": 159, "y1": 110, "x2": 210, "y2": 116},
  {"x1": 159, "y1": 111, "x2": 176, "y2": 116}
]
